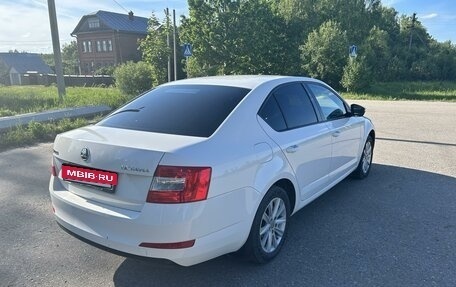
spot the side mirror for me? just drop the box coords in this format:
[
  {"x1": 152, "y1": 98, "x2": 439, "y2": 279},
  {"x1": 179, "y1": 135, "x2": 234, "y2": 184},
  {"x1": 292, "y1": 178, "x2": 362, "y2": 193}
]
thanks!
[{"x1": 350, "y1": 104, "x2": 365, "y2": 117}]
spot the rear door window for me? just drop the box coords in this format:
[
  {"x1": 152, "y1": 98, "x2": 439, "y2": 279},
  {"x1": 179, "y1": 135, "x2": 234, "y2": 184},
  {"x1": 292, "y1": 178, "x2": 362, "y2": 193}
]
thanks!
[
  {"x1": 273, "y1": 83, "x2": 318, "y2": 129},
  {"x1": 258, "y1": 82, "x2": 318, "y2": 131},
  {"x1": 98, "y1": 85, "x2": 250, "y2": 137}
]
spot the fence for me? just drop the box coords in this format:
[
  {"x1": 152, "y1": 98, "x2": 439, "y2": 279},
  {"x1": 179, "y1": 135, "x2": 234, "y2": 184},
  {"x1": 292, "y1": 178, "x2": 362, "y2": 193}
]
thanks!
[{"x1": 19, "y1": 73, "x2": 114, "y2": 87}]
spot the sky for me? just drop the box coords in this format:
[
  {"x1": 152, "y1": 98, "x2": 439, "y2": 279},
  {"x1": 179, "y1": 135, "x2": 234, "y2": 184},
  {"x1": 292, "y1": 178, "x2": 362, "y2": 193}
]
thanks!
[{"x1": 0, "y1": 0, "x2": 455, "y2": 54}]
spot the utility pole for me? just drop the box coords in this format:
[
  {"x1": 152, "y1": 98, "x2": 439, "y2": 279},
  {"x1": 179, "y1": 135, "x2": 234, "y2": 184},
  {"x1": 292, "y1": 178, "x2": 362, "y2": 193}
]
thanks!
[
  {"x1": 166, "y1": 8, "x2": 171, "y2": 82},
  {"x1": 408, "y1": 13, "x2": 417, "y2": 50},
  {"x1": 173, "y1": 9, "x2": 177, "y2": 81},
  {"x1": 47, "y1": 0, "x2": 66, "y2": 100}
]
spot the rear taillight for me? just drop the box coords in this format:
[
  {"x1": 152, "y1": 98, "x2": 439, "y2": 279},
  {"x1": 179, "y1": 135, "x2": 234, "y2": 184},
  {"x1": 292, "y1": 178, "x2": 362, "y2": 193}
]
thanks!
[{"x1": 147, "y1": 166, "x2": 211, "y2": 204}]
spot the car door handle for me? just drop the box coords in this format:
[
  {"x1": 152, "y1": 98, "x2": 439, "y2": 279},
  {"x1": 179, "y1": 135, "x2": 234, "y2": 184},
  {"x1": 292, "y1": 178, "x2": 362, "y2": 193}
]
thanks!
[
  {"x1": 286, "y1": 145, "x2": 299, "y2": 153},
  {"x1": 332, "y1": 131, "x2": 341, "y2": 137}
]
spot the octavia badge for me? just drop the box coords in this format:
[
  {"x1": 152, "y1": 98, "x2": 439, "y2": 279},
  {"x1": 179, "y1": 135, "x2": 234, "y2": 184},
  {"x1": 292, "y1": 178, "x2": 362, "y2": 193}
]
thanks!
[{"x1": 80, "y1": 148, "x2": 90, "y2": 161}]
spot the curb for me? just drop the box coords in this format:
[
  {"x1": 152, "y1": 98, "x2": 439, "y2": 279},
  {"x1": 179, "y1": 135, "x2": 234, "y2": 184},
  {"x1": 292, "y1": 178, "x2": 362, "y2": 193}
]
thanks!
[{"x1": 0, "y1": 105, "x2": 112, "y2": 133}]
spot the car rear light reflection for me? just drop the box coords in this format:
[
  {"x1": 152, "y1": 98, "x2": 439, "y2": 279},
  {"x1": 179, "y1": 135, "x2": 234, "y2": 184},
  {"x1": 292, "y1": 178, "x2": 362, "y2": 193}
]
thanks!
[
  {"x1": 51, "y1": 165, "x2": 57, "y2": 176},
  {"x1": 139, "y1": 239, "x2": 195, "y2": 249},
  {"x1": 147, "y1": 166, "x2": 211, "y2": 203}
]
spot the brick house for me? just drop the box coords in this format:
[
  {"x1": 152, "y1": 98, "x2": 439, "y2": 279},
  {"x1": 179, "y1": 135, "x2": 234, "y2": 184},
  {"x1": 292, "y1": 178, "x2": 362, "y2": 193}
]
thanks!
[{"x1": 71, "y1": 10, "x2": 148, "y2": 75}]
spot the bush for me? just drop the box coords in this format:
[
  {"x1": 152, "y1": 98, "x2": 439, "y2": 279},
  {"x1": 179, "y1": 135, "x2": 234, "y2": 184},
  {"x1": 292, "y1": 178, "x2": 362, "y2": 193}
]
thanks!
[
  {"x1": 113, "y1": 61, "x2": 153, "y2": 96},
  {"x1": 95, "y1": 65, "x2": 116, "y2": 76},
  {"x1": 341, "y1": 57, "x2": 372, "y2": 92}
]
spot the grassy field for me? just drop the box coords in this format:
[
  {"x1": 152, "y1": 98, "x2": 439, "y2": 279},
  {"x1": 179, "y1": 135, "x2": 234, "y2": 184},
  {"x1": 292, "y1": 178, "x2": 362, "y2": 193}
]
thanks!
[
  {"x1": 0, "y1": 86, "x2": 127, "y2": 116},
  {"x1": 0, "y1": 81, "x2": 455, "y2": 152},
  {"x1": 342, "y1": 81, "x2": 456, "y2": 101},
  {"x1": 0, "y1": 117, "x2": 100, "y2": 151},
  {"x1": 0, "y1": 85, "x2": 128, "y2": 151}
]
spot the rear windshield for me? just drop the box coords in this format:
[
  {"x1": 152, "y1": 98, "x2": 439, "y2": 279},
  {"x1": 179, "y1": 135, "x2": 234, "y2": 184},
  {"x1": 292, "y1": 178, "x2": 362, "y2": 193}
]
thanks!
[{"x1": 97, "y1": 85, "x2": 251, "y2": 137}]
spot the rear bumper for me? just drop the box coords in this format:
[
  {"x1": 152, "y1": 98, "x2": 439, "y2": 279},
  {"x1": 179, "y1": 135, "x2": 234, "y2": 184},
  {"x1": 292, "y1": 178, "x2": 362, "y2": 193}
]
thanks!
[{"x1": 49, "y1": 176, "x2": 259, "y2": 266}]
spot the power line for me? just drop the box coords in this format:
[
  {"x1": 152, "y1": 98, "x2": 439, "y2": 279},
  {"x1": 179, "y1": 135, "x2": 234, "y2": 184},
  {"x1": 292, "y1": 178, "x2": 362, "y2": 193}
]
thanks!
[{"x1": 111, "y1": 0, "x2": 129, "y2": 13}]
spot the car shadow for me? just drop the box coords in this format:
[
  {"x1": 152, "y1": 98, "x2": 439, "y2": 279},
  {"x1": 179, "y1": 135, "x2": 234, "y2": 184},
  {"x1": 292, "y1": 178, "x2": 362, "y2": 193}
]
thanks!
[{"x1": 112, "y1": 164, "x2": 456, "y2": 287}]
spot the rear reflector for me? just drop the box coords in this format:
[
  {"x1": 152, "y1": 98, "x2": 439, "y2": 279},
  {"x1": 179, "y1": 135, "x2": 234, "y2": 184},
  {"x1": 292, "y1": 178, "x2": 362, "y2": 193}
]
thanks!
[
  {"x1": 147, "y1": 166, "x2": 211, "y2": 203},
  {"x1": 139, "y1": 240, "x2": 195, "y2": 249}
]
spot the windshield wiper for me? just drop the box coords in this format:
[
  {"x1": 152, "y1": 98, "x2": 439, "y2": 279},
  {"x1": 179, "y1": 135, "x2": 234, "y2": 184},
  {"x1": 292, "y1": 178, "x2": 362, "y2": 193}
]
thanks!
[{"x1": 106, "y1": 107, "x2": 144, "y2": 118}]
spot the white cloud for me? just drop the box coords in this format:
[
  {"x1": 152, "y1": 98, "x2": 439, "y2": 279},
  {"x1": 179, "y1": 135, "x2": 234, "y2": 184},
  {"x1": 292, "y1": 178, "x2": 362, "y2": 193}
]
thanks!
[
  {"x1": 381, "y1": 0, "x2": 402, "y2": 8},
  {"x1": 421, "y1": 13, "x2": 438, "y2": 20}
]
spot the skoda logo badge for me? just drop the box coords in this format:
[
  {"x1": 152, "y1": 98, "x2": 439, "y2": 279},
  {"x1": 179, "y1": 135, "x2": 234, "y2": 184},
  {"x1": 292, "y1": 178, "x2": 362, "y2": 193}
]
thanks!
[{"x1": 80, "y1": 148, "x2": 90, "y2": 161}]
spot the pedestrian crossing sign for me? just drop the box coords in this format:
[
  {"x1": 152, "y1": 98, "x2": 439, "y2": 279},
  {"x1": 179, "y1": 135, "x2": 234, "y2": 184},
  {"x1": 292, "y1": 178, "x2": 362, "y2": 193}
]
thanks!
[{"x1": 183, "y1": 43, "x2": 192, "y2": 57}]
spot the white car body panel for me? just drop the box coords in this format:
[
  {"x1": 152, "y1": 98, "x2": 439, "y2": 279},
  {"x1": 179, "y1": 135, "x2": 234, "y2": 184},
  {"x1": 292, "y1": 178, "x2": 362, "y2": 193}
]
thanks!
[
  {"x1": 49, "y1": 75, "x2": 375, "y2": 266},
  {"x1": 326, "y1": 117, "x2": 364, "y2": 181},
  {"x1": 258, "y1": 117, "x2": 332, "y2": 200}
]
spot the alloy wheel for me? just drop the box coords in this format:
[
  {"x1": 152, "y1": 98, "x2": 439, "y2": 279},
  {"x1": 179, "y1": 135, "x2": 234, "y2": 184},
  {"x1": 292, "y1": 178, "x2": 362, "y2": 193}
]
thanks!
[{"x1": 259, "y1": 197, "x2": 287, "y2": 253}]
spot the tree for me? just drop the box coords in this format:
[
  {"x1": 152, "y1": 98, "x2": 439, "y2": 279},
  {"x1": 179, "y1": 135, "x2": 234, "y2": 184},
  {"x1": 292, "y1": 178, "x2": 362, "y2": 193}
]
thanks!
[
  {"x1": 429, "y1": 41, "x2": 456, "y2": 81},
  {"x1": 61, "y1": 41, "x2": 79, "y2": 75},
  {"x1": 140, "y1": 12, "x2": 172, "y2": 85},
  {"x1": 315, "y1": 0, "x2": 370, "y2": 44},
  {"x1": 180, "y1": 0, "x2": 291, "y2": 76},
  {"x1": 300, "y1": 21, "x2": 348, "y2": 88},
  {"x1": 177, "y1": 0, "x2": 456, "y2": 83},
  {"x1": 361, "y1": 26, "x2": 391, "y2": 81},
  {"x1": 41, "y1": 41, "x2": 79, "y2": 74},
  {"x1": 140, "y1": 11, "x2": 186, "y2": 82}
]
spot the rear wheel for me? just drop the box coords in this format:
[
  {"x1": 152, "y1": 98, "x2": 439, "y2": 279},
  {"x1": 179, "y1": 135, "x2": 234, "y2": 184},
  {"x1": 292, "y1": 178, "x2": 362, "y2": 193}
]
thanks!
[
  {"x1": 243, "y1": 186, "x2": 290, "y2": 263},
  {"x1": 352, "y1": 135, "x2": 374, "y2": 179}
]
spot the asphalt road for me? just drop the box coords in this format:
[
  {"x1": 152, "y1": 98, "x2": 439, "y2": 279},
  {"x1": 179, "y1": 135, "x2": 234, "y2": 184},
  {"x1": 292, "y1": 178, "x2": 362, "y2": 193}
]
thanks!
[{"x1": 1, "y1": 100, "x2": 455, "y2": 287}]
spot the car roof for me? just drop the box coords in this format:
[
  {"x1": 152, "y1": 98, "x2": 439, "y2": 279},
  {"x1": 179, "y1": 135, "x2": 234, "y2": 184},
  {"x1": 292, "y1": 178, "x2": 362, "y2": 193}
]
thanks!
[{"x1": 161, "y1": 75, "x2": 321, "y2": 90}]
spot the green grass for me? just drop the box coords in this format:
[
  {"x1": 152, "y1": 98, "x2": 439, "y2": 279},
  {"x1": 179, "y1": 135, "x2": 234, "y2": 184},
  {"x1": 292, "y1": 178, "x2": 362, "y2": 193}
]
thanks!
[
  {"x1": 0, "y1": 117, "x2": 100, "y2": 152},
  {"x1": 341, "y1": 81, "x2": 456, "y2": 102},
  {"x1": 0, "y1": 85, "x2": 129, "y2": 152},
  {"x1": 0, "y1": 86, "x2": 128, "y2": 116}
]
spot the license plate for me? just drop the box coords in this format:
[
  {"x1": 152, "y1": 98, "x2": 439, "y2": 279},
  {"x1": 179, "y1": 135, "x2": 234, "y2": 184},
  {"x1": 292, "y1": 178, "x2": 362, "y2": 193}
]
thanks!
[{"x1": 61, "y1": 165, "x2": 118, "y2": 189}]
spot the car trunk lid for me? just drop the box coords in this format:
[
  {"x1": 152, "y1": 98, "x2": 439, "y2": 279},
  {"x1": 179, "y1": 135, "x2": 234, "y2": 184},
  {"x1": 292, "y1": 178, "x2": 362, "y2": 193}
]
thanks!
[{"x1": 52, "y1": 125, "x2": 205, "y2": 212}]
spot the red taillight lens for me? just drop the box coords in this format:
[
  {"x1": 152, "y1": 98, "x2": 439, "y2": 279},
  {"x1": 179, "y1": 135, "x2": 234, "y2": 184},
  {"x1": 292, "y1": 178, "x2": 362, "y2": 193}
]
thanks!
[{"x1": 147, "y1": 166, "x2": 211, "y2": 203}]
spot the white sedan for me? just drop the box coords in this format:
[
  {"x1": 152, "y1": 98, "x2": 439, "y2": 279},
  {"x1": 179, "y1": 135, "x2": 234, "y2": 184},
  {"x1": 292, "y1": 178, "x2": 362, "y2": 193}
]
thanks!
[{"x1": 49, "y1": 75, "x2": 375, "y2": 266}]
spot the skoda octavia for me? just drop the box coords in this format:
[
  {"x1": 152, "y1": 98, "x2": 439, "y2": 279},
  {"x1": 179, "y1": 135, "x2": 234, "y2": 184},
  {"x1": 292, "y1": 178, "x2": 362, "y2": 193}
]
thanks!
[{"x1": 49, "y1": 75, "x2": 375, "y2": 266}]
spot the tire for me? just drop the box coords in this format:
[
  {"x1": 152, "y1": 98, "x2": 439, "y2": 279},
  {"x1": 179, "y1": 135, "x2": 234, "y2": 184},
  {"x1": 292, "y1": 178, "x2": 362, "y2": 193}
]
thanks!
[
  {"x1": 243, "y1": 186, "x2": 290, "y2": 264},
  {"x1": 352, "y1": 135, "x2": 374, "y2": 179}
]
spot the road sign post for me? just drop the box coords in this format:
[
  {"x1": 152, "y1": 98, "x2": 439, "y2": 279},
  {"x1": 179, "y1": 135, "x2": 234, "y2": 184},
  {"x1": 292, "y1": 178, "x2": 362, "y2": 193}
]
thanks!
[{"x1": 183, "y1": 43, "x2": 192, "y2": 78}]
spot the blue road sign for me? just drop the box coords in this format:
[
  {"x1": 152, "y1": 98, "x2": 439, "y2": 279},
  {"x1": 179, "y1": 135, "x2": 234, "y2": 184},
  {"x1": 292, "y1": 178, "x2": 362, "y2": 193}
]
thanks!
[
  {"x1": 349, "y1": 45, "x2": 358, "y2": 58},
  {"x1": 183, "y1": 43, "x2": 192, "y2": 57}
]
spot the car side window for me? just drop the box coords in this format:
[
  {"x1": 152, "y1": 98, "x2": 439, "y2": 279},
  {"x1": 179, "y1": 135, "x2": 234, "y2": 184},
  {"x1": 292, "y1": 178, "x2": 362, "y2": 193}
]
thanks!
[
  {"x1": 258, "y1": 96, "x2": 287, "y2": 131},
  {"x1": 308, "y1": 83, "x2": 347, "y2": 120},
  {"x1": 273, "y1": 83, "x2": 318, "y2": 129}
]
